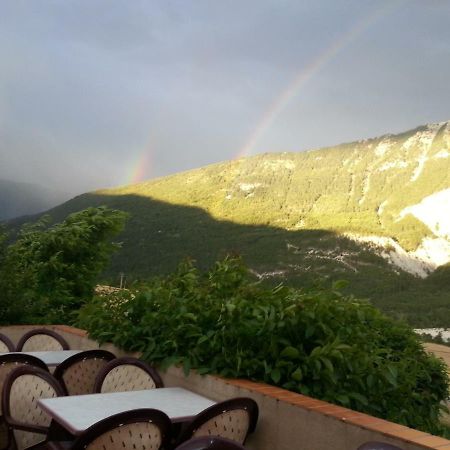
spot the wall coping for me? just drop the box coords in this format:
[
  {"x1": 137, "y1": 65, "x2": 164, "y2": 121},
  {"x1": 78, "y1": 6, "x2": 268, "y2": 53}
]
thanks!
[{"x1": 219, "y1": 377, "x2": 450, "y2": 449}]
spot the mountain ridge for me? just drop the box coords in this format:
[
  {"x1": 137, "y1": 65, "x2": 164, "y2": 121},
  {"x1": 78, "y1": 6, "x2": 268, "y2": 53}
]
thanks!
[
  {"x1": 6, "y1": 120, "x2": 450, "y2": 326},
  {"x1": 92, "y1": 120, "x2": 450, "y2": 274},
  {"x1": 0, "y1": 179, "x2": 68, "y2": 221}
]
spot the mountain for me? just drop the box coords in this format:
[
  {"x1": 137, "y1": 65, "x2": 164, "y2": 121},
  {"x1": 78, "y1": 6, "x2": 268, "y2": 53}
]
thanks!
[
  {"x1": 0, "y1": 179, "x2": 67, "y2": 220},
  {"x1": 9, "y1": 121, "x2": 450, "y2": 326}
]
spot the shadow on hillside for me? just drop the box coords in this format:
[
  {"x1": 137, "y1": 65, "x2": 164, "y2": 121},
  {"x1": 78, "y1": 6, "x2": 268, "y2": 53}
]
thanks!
[
  {"x1": 33, "y1": 192, "x2": 404, "y2": 284},
  {"x1": 8, "y1": 192, "x2": 450, "y2": 326}
]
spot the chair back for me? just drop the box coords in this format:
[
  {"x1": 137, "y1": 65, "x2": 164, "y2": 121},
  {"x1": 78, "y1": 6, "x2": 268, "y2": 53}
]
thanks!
[
  {"x1": 94, "y1": 356, "x2": 163, "y2": 393},
  {"x1": 0, "y1": 354, "x2": 48, "y2": 450},
  {"x1": 357, "y1": 442, "x2": 404, "y2": 450},
  {"x1": 2, "y1": 366, "x2": 65, "y2": 450},
  {"x1": 175, "y1": 436, "x2": 247, "y2": 450},
  {"x1": 53, "y1": 350, "x2": 115, "y2": 395},
  {"x1": 0, "y1": 354, "x2": 48, "y2": 415},
  {"x1": 179, "y1": 397, "x2": 258, "y2": 445},
  {"x1": 0, "y1": 334, "x2": 14, "y2": 353},
  {"x1": 16, "y1": 328, "x2": 69, "y2": 352},
  {"x1": 71, "y1": 408, "x2": 172, "y2": 450}
]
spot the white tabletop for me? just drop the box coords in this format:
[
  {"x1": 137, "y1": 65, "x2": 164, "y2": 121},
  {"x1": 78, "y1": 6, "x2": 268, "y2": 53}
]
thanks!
[
  {"x1": 1, "y1": 350, "x2": 81, "y2": 366},
  {"x1": 39, "y1": 387, "x2": 216, "y2": 435}
]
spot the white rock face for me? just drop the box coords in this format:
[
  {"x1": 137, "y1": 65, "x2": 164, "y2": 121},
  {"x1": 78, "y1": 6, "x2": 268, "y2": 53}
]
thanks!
[
  {"x1": 400, "y1": 188, "x2": 450, "y2": 239},
  {"x1": 263, "y1": 159, "x2": 296, "y2": 170},
  {"x1": 411, "y1": 153, "x2": 429, "y2": 182},
  {"x1": 375, "y1": 139, "x2": 393, "y2": 157},
  {"x1": 347, "y1": 188, "x2": 450, "y2": 278},
  {"x1": 434, "y1": 150, "x2": 449, "y2": 159},
  {"x1": 399, "y1": 188, "x2": 450, "y2": 239},
  {"x1": 378, "y1": 160, "x2": 409, "y2": 171},
  {"x1": 401, "y1": 123, "x2": 443, "y2": 182},
  {"x1": 414, "y1": 237, "x2": 450, "y2": 267},
  {"x1": 346, "y1": 234, "x2": 435, "y2": 278},
  {"x1": 403, "y1": 123, "x2": 442, "y2": 151},
  {"x1": 249, "y1": 268, "x2": 287, "y2": 280},
  {"x1": 377, "y1": 200, "x2": 388, "y2": 216},
  {"x1": 415, "y1": 328, "x2": 450, "y2": 342},
  {"x1": 238, "y1": 183, "x2": 262, "y2": 192}
]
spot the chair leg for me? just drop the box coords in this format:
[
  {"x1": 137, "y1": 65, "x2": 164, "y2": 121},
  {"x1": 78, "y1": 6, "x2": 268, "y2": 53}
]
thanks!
[{"x1": 0, "y1": 419, "x2": 12, "y2": 450}]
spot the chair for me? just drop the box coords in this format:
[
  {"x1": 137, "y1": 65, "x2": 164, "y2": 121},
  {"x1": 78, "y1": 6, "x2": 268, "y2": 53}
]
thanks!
[
  {"x1": 0, "y1": 354, "x2": 49, "y2": 450},
  {"x1": 94, "y1": 356, "x2": 163, "y2": 393},
  {"x1": 70, "y1": 408, "x2": 172, "y2": 450},
  {"x1": 175, "y1": 436, "x2": 247, "y2": 450},
  {"x1": 53, "y1": 350, "x2": 115, "y2": 395},
  {"x1": 2, "y1": 365, "x2": 65, "y2": 450},
  {"x1": 357, "y1": 443, "x2": 404, "y2": 450},
  {"x1": 16, "y1": 329, "x2": 69, "y2": 352},
  {"x1": 0, "y1": 334, "x2": 14, "y2": 353},
  {"x1": 178, "y1": 398, "x2": 258, "y2": 445}
]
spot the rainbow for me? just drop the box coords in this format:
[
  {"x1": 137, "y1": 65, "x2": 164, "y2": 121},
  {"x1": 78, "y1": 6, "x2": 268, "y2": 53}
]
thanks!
[
  {"x1": 125, "y1": 149, "x2": 154, "y2": 185},
  {"x1": 235, "y1": 0, "x2": 406, "y2": 159}
]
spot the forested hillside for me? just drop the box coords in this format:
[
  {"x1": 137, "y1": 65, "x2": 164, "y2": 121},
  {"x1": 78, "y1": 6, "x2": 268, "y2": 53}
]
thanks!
[{"x1": 8, "y1": 121, "x2": 450, "y2": 326}]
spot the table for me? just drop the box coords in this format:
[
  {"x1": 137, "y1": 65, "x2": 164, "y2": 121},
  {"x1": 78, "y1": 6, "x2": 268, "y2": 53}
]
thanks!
[
  {"x1": 39, "y1": 387, "x2": 216, "y2": 436},
  {"x1": 0, "y1": 350, "x2": 81, "y2": 367}
]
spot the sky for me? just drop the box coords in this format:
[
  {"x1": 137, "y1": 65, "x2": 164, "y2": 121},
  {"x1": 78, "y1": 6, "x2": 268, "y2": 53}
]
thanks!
[{"x1": 0, "y1": 0, "x2": 449, "y2": 199}]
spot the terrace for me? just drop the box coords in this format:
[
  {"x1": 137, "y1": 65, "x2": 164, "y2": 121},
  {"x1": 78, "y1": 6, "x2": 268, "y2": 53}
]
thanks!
[{"x1": 2, "y1": 324, "x2": 450, "y2": 450}]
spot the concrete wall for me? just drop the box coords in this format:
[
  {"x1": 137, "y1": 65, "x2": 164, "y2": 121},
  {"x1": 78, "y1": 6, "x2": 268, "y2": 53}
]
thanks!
[{"x1": 2, "y1": 325, "x2": 450, "y2": 450}]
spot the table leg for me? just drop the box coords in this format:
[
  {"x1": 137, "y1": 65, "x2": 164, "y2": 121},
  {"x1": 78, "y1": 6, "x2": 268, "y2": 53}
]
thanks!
[{"x1": 46, "y1": 420, "x2": 75, "y2": 449}]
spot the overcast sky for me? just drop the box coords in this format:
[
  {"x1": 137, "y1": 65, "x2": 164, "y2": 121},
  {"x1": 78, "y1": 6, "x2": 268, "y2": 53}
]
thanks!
[{"x1": 1, "y1": 0, "x2": 449, "y2": 198}]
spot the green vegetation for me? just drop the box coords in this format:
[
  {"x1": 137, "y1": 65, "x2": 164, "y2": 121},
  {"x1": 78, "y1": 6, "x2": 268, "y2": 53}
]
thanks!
[
  {"x1": 2, "y1": 198, "x2": 448, "y2": 433},
  {"x1": 6, "y1": 121, "x2": 450, "y2": 326},
  {"x1": 1, "y1": 123, "x2": 448, "y2": 437},
  {"x1": 0, "y1": 206, "x2": 127, "y2": 324},
  {"x1": 24, "y1": 190, "x2": 448, "y2": 327},
  {"x1": 78, "y1": 257, "x2": 449, "y2": 434}
]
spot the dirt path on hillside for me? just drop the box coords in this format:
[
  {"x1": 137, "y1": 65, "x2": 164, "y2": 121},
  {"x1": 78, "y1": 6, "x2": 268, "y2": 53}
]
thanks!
[
  {"x1": 425, "y1": 343, "x2": 450, "y2": 425},
  {"x1": 425, "y1": 343, "x2": 450, "y2": 373}
]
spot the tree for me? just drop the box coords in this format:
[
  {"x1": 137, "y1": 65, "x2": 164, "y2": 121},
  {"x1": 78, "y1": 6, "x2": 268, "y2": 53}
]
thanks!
[{"x1": 0, "y1": 206, "x2": 128, "y2": 324}]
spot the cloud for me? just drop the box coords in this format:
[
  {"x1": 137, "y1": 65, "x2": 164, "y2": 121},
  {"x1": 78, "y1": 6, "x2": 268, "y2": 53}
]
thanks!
[{"x1": 0, "y1": 0, "x2": 449, "y2": 199}]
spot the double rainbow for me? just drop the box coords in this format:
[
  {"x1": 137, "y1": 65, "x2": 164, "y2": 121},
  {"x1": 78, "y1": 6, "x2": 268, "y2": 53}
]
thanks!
[
  {"x1": 125, "y1": 0, "x2": 406, "y2": 185},
  {"x1": 235, "y1": 0, "x2": 406, "y2": 159}
]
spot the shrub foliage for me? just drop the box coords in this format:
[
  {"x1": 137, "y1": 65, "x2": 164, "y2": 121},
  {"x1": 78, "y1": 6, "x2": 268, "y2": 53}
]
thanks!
[
  {"x1": 78, "y1": 257, "x2": 449, "y2": 434},
  {"x1": 0, "y1": 206, "x2": 127, "y2": 324}
]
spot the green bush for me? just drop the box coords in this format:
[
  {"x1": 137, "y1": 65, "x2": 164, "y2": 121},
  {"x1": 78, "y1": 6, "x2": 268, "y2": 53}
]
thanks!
[
  {"x1": 77, "y1": 257, "x2": 449, "y2": 434},
  {"x1": 0, "y1": 206, "x2": 127, "y2": 324}
]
